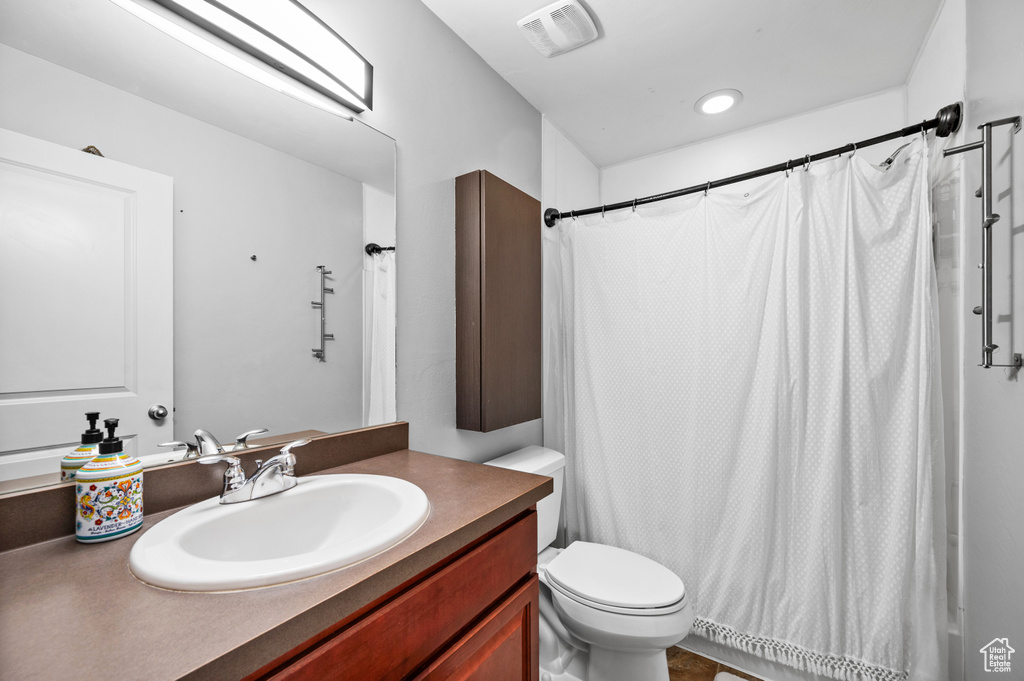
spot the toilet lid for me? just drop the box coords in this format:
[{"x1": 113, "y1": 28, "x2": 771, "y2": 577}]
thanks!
[{"x1": 544, "y1": 542, "x2": 685, "y2": 609}]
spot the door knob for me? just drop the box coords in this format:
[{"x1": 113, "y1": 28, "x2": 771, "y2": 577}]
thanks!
[{"x1": 148, "y1": 404, "x2": 169, "y2": 421}]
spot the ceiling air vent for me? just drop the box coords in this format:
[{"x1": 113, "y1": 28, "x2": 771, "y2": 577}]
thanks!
[{"x1": 517, "y1": 0, "x2": 598, "y2": 58}]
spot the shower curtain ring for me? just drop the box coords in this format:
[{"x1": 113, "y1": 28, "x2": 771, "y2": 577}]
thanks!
[
  {"x1": 848, "y1": 142, "x2": 857, "y2": 157},
  {"x1": 632, "y1": 198, "x2": 637, "y2": 212},
  {"x1": 704, "y1": 181, "x2": 711, "y2": 196},
  {"x1": 804, "y1": 154, "x2": 811, "y2": 172},
  {"x1": 785, "y1": 159, "x2": 791, "y2": 178},
  {"x1": 571, "y1": 210, "x2": 577, "y2": 221},
  {"x1": 601, "y1": 205, "x2": 605, "y2": 218}
]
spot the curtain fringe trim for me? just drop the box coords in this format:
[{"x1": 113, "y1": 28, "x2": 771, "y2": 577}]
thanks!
[{"x1": 693, "y1": 618, "x2": 908, "y2": 681}]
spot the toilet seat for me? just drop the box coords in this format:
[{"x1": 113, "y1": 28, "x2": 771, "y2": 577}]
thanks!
[{"x1": 543, "y1": 542, "x2": 687, "y2": 616}]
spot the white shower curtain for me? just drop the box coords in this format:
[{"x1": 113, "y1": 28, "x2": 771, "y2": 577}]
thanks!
[
  {"x1": 367, "y1": 251, "x2": 396, "y2": 425},
  {"x1": 553, "y1": 137, "x2": 946, "y2": 681}
]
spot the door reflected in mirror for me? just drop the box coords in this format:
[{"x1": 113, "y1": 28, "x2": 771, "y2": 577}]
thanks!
[{"x1": 0, "y1": 0, "x2": 396, "y2": 493}]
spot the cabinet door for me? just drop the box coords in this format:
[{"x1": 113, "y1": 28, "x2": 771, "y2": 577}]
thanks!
[
  {"x1": 414, "y1": 576, "x2": 539, "y2": 681},
  {"x1": 260, "y1": 513, "x2": 537, "y2": 681},
  {"x1": 455, "y1": 170, "x2": 541, "y2": 432}
]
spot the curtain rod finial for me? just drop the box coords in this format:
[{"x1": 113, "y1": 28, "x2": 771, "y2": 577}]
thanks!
[
  {"x1": 936, "y1": 102, "x2": 962, "y2": 137},
  {"x1": 544, "y1": 208, "x2": 561, "y2": 228}
]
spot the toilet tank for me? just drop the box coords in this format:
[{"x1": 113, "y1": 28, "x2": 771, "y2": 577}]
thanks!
[{"x1": 485, "y1": 446, "x2": 564, "y2": 553}]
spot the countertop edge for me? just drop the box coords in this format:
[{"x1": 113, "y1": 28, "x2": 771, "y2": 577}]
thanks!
[
  {"x1": 190, "y1": 482, "x2": 550, "y2": 681},
  {"x1": 0, "y1": 449, "x2": 553, "y2": 681}
]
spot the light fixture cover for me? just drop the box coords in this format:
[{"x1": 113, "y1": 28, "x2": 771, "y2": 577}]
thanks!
[
  {"x1": 149, "y1": 0, "x2": 372, "y2": 112},
  {"x1": 518, "y1": 0, "x2": 598, "y2": 58}
]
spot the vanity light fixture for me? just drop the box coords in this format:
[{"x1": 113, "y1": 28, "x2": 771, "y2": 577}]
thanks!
[
  {"x1": 108, "y1": 0, "x2": 372, "y2": 118},
  {"x1": 695, "y1": 89, "x2": 743, "y2": 115}
]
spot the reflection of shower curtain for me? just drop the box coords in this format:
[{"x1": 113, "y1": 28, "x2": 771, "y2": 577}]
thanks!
[
  {"x1": 553, "y1": 138, "x2": 946, "y2": 681},
  {"x1": 367, "y1": 251, "x2": 396, "y2": 425}
]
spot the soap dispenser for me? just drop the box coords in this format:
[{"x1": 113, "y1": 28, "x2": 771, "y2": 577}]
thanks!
[
  {"x1": 60, "y1": 412, "x2": 104, "y2": 482},
  {"x1": 75, "y1": 418, "x2": 144, "y2": 543}
]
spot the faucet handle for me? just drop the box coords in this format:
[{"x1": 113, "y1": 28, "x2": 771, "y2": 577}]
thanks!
[
  {"x1": 267, "y1": 438, "x2": 312, "y2": 476},
  {"x1": 198, "y1": 454, "x2": 245, "y2": 495},
  {"x1": 233, "y1": 428, "x2": 269, "y2": 450},
  {"x1": 159, "y1": 440, "x2": 200, "y2": 459},
  {"x1": 280, "y1": 437, "x2": 312, "y2": 458}
]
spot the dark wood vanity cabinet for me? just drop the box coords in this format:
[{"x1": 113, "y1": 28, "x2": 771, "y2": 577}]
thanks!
[
  {"x1": 251, "y1": 511, "x2": 539, "y2": 681},
  {"x1": 455, "y1": 170, "x2": 541, "y2": 432}
]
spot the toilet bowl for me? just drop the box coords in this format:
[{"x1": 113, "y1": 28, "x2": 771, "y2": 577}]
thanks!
[{"x1": 486, "y1": 446, "x2": 693, "y2": 681}]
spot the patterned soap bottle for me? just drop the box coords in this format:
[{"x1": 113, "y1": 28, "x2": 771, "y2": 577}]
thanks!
[
  {"x1": 75, "y1": 418, "x2": 144, "y2": 543},
  {"x1": 60, "y1": 411, "x2": 104, "y2": 482}
]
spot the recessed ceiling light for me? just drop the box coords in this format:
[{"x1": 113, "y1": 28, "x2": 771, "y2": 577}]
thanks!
[{"x1": 695, "y1": 89, "x2": 743, "y2": 115}]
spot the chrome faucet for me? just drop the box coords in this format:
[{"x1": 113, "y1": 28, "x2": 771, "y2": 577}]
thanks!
[
  {"x1": 159, "y1": 427, "x2": 268, "y2": 459},
  {"x1": 199, "y1": 438, "x2": 312, "y2": 504},
  {"x1": 194, "y1": 428, "x2": 225, "y2": 456}
]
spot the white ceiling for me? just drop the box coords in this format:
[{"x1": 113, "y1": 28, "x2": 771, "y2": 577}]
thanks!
[
  {"x1": 421, "y1": 0, "x2": 944, "y2": 167},
  {"x1": 0, "y1": 0, "x2": 395, "y2": 192}
]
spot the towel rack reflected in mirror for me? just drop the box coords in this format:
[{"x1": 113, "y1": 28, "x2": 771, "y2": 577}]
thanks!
[{"x1": 311, "y1": 264, "x2": 334, "y2": 361}]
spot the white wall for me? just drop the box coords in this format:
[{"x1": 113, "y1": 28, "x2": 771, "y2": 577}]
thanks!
[
  {"x1": 542, "y1": 117, "x2": 602, "y2": 218},
  {"x1": 601, "y1": 89, "x2": 906, "y2": 205},
  {"x1": 362, "y1": 184, "x2": 397, "y2": 425},
  {"x1": 540, "y1": 116, "x2": 600, "y2": 456},
  {"x1": 904, "y1": 2, "x2": 968, "y2": 679},
  {"x1": 314, "y1": 0, "x2": 544, "y2": 461},
  {"x1": 0, "y1": 44, "x2": 365, "y2": 443},
  {"x1": 906, "y1": 0, "x2": 967, "y2": 124},
  {"x1": 961, "y1": 0, "x2": 1024, "y2": 675}
]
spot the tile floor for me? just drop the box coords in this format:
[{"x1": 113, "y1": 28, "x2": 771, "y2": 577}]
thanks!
[{"x1": 667, "y1": 647, "x2": 764, "y2": 681}]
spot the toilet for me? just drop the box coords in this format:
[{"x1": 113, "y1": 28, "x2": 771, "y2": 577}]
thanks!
[{"x1": 486, "y1": 446, "x2": 694, "y2": 681}]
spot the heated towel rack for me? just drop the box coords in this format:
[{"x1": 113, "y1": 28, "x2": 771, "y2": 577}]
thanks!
[
  {"x1": 311, "y1": 264, "x2": 334, "y2": 360},
  {"x1": 945, "y1": 115, "x2": 1023, "y2": 369}
]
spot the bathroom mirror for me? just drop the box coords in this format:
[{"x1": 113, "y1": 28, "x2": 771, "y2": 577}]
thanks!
[{"x1": 0, "y1": 0, "x2": 396, "y2": 492}]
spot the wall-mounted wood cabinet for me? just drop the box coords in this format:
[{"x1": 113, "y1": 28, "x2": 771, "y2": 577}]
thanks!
[{"x1": 455, "y1": 170, "x2": 541, "y2": 432}]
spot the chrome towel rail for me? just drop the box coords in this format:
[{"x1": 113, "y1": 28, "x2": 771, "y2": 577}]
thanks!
[
  {"x1": 311, "y1": 264, "x2": 334, "y2": 360},
  {"x1": 944, "y1": 114, "x2": 1023, "y2": 369}
]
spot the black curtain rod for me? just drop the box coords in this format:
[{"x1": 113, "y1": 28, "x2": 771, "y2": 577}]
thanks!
[
  {"x1": 365, "y1": 242, "x2": 396, "y2": 255},
  {"x1": 544, "y1": 102, "x2": 963, "y2": 227}
]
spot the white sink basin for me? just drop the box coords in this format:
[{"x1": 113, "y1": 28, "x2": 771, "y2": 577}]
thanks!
[{"x1": 129, "y1": 474, "x2": 429, "y2": 591}]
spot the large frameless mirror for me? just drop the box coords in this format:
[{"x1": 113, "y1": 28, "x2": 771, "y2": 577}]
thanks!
[{"x1": 0, "y1": 0, "x2": 396, "y2": 493}]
